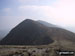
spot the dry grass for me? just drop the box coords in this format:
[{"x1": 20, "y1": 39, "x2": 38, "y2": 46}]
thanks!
[
  {"x1": 0, "y1": 45, "x2": 75, "y2": 56},
  {"x1": 0, "y1": 45, "x2": 55, "y2": 56}
]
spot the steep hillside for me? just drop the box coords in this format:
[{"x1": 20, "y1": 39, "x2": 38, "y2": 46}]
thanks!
[
  {"x1": 0, "y1": 19, "x2": 53, "y2": 45},
  {"x1": 0, "y1": 19, "x2": 75, "y2": 47}
]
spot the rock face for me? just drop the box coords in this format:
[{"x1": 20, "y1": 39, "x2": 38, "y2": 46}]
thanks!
[
  {"x1": 0, "y1": 19, "x2": 54, "y2": 45},
  {"x1": 0, "y1": 19, "x2": 75, "y2": 46}
]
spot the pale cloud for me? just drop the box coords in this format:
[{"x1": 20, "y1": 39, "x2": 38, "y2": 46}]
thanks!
[
  {"x1": 18, "y1": 0, "x2": 25, "y2": 2},
  {"x1": 19, "y1": 5, "x2": 51, "y2": 13},
  {"x1": 3, "y1": 0, "x2": 75, "y2": 27},
  {"x1": 3, "y1": 8, "x2": 11, "y2": 12},
  {"x1": 49, "y1": 0, "x2": 75, "y2": 26},
  {"x1": 18, "y1": 3, "x2": 75, "y2": 27},
  {"x1": 18, "y1": 0, "x2": 39, "y2": 3},
  {"x1": 18, "y1": 5, "x2": 54, "y2": 21},
  {"x1": 2, "y1": 8, "x2": 12, "y2": 16},
  {"x1": 18, "y1": 0, "x2": 53, "y2": 2},
  {"x1": 18, "y1": 0, "x2": 53, "y2": 4}
]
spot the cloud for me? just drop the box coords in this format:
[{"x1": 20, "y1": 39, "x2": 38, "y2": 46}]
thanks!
[
  {"x1": 18, "y1": 0, "x2": 39, "y2": 3},
  {"x1": 18, "y1": 0, "x2": 54, "y2": 5},
  {"x1": 18, "y1": 0, "x2": 54, "y2": 3},
  {"x1": 1, "y1": 0, "x2": 75, "y2": 27},
  {"x1": 2, "y1": 8, "x2": 12, "y2": 16},
  {"x1": 3, "y1": 8, "x2": 11, "y2": 13},
  {"x1": 18, "y1": 0, "x2": 25, "y2": 2},
  {"x1": 18, "y1": 5, "x2": 54, "y2": 21},
  {"x1": 50, "y1": 0, "x2": 75, "y2": 26},
  {"x1": 18, "y1": 2, "x2": 75, "y2": 26},
  {"x1": 19, "y1": 5, "x2": 51, "y2": 13}
]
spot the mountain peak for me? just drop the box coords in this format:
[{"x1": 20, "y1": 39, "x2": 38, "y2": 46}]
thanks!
[
  {"x1": 0, "y1": 19, "x2": 75, "y2": 46},
  {"x1": 25, "y1": 19, "x2": 33, "y2": 21},
  {"x1": 0, "y1": 19, "x2": 54, "y2": 45},
  {"x1": 22, "y1": 19, "x2": 34, "y2": 23}
]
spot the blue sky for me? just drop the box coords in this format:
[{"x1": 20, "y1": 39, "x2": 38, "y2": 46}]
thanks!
[{"x1": 0, "y1": 0, "x2": 75, "y2": 33}]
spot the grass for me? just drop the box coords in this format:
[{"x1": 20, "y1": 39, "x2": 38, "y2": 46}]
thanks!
[
  {"x1": 0, "y1": 45, "x2": 54, "y2": 56},
  {"x1": 0, "y1": 44, "x2": 75, "y2": 56}
]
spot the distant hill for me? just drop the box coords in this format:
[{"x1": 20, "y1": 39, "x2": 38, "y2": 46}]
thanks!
[{"x1": 0, "y1": 19, "x2": 75, "y2": 47}]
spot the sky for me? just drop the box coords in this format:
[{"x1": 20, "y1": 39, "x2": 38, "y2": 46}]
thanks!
[{"x1": 0, "y1": 0, "x2": 75, "y2": 33}]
